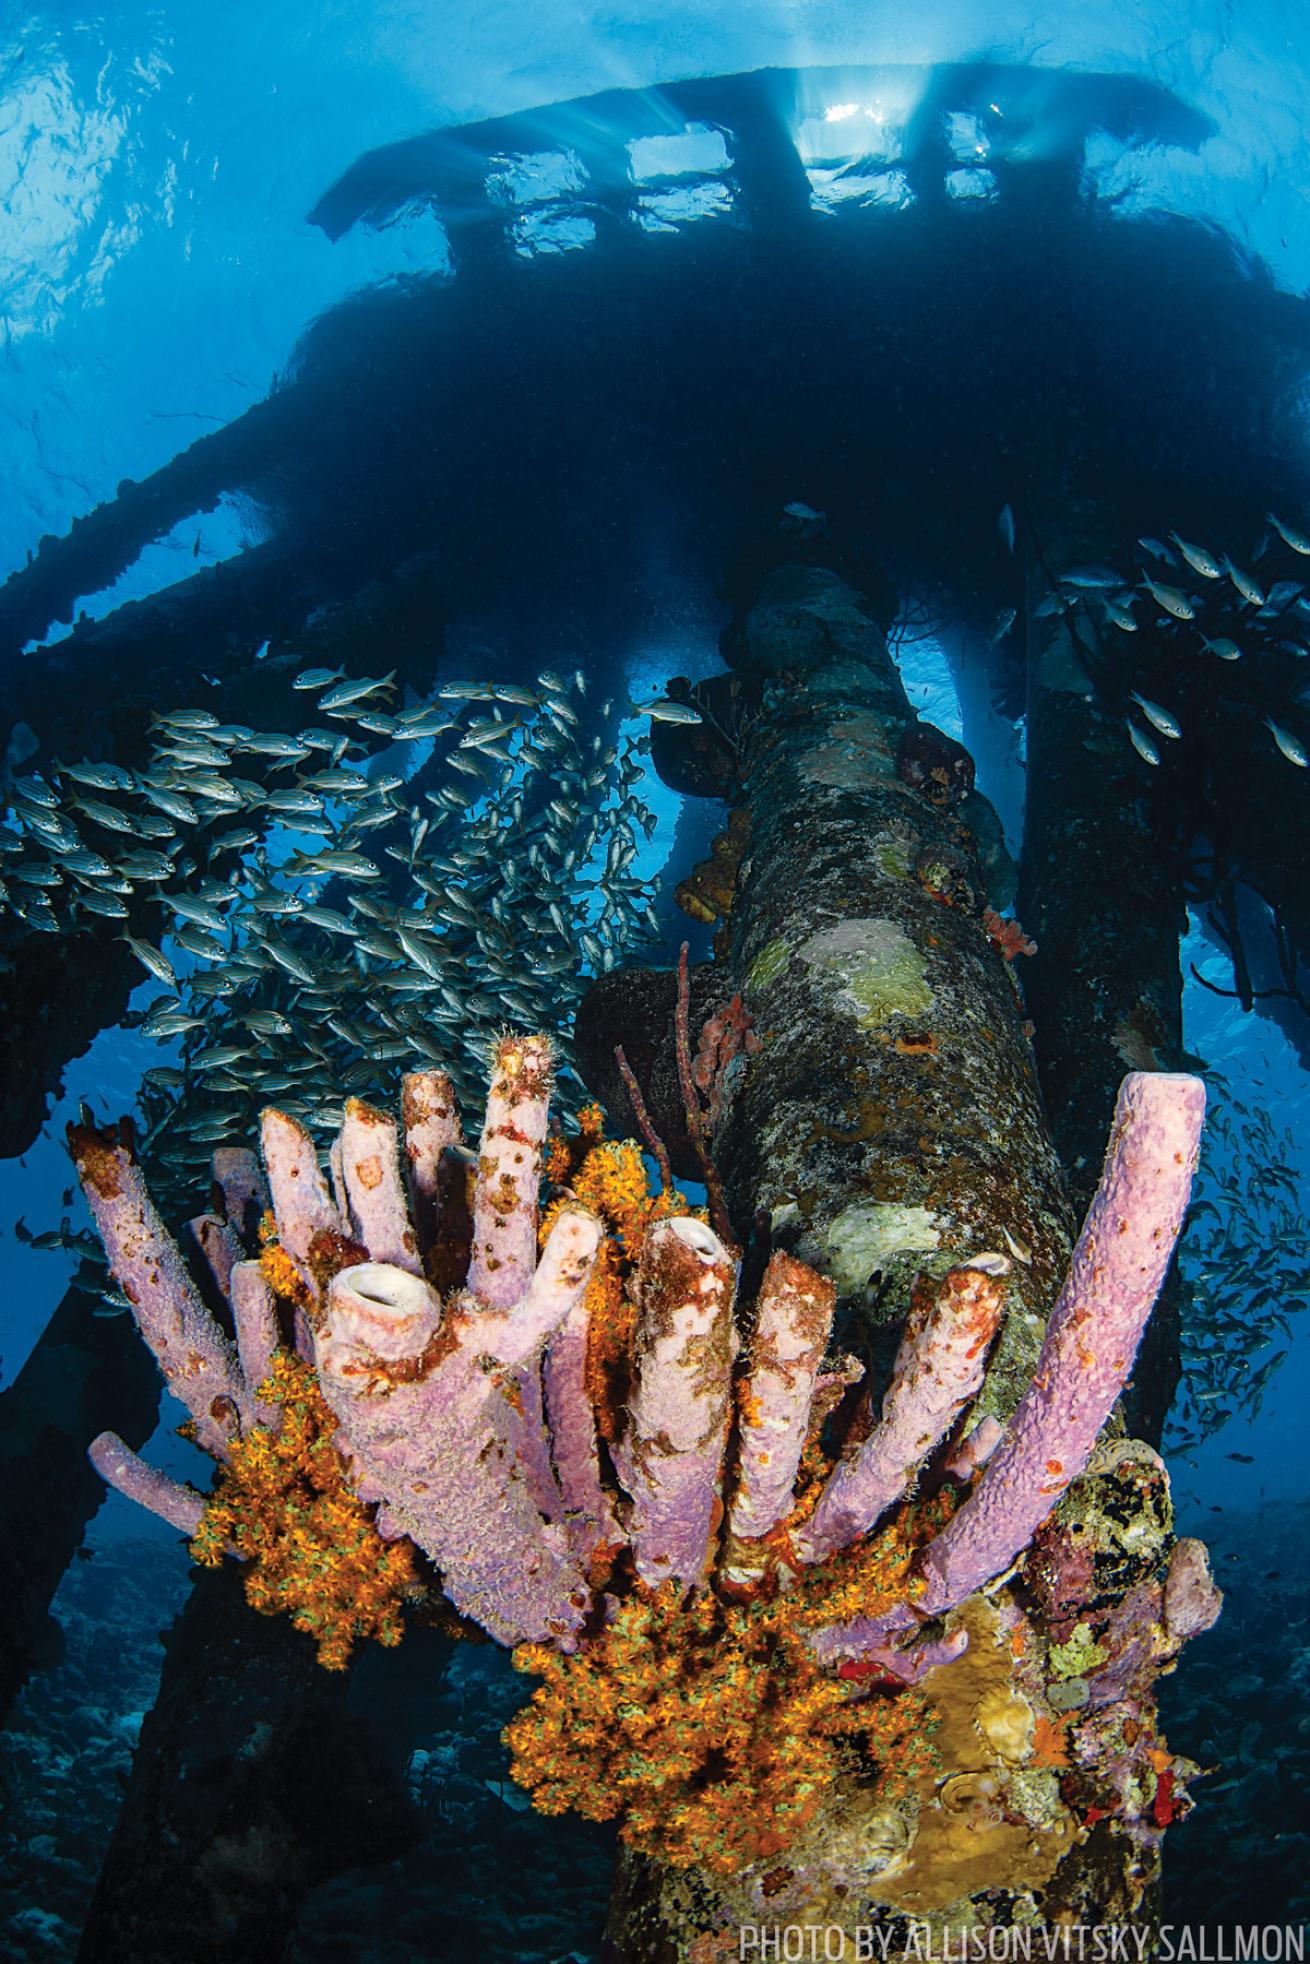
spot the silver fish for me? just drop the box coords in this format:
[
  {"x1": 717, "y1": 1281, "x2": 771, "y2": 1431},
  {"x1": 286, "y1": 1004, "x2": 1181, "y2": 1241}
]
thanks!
[
  {"x1": 121, "y1": 936, "x2": 178, "y2": 987},
  {"x1": 59, "y1": 760, "x2": 135, "y2": 791},
  {"x1": 1140, "y1": 579, "x2": 1194, "y2": 621},
  {"x1": 302, "y1": 769, "x2": 370, "y2": 795},
  {"x1": 317, "y1": 671, "x2": 397, "y2": 711},
  {"x1": 1169, "y1": 533, "x2": 1223, "y2": 579},
  {"x1": 1126, "y1": 721, "x2": 1161, "y2": 767},
  {"x1": 184, "y1": 776, "x2": 243, "y2": 808},
  {"x1": 154, "y1": 709, "x2": 220, "y2": 732},
  {"x1": 1265, "y1": 717, "x2": 1309, "y2": 767},
  {"x1": 241, "y1": 734, "x2": 312, "y2": 759},
  {"x1": 1129, "y1": 692, "x2": 1182, "y2": 740},
  {"x1": 174, "y1": 926, "x2": 229, "y2": 963},
  {"x1": 162, "y1": 739, "x2": 231, "y2": 768},
  {"x1": 1226, "y1": 561, "x2": 1265, "y2": 607},
  {"x1": 1267, "y1": 513, "x2": 1310, "y2": 555},
  {"x1": 293, "y1": 667, "x2": 347, "y2": 690},
  {"x1": 1062, "y1": 565, "x2": 1125, "y2": 589},
  {"x1": 117, "y1": 850, "x2": 176, "y2": 881},
  {"x1": 632, "y1": 700, "x2": 702, "y2": 725},
  {"x1": 71, "y1": 798, "x2": 137, "y2": 834},
  {"x1": 13, "y1": 775, "x2": 60, "y2": 809},
  {"x1": 168, "y1": 893, "x2": 230, "y2": 932},
  {"x1": 139, "y1": 784, "x2": 200, "y2": 824},
  {"x1": 1203, "y1": 636, "x2": 1241, "y2": 661},
  {"x1": 77, "y1": 890, "x2": 130, "y2": 919}
]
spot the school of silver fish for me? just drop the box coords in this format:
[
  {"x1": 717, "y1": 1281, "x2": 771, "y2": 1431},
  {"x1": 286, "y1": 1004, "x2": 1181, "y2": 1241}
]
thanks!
[
  {"x1": 1040, "y1": 518, "x2": 1310, "y2": 769},
  {"x1": 1, "y1": 667, "x2": 665, "y2": 1233}
]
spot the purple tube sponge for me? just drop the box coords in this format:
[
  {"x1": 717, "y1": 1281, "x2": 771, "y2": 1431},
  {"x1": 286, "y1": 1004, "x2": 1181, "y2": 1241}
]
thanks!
[
  {"x1": 401, "y1": 1068, "x2": 464, "y2": 1260},
  {"x1": 69, "y1": 1120, "x2": 252, "y2": 1455},
  {"x1": 917, "y1": 1071, "x2": 1205, "y2": 1617},
  {"x1": 314, "y1": 1208, "x2": 602, "y2": 1646},
  {"x1": 544, "y1": 1295, "x2": 623, "y2": 1567},
  {"x1": 794, "y1": 1260, "x2": 1007, "y2": 1567},
  {"x1": 610, "y1": 1217, "x2": 738, "y2": 1591},
  {"x1": 260, "y1": 1107, "x2": 343, "y2": 1289},
  {"x1": 88, "y1": 1432, "x2": 208, "y2": 1536},
  {"x1": 468, "y1": 1034, "x2": 553, "y2": 1308},
  {"x1": 337, "y1": 1097, "x2": 422, "y2": 1273},
  {"x1": 721, "y1": 1251, "x2": 835, "y2": 1585},
  {"x1": 209, "y1": 1145, "x2": 268, "y2": 1241}
]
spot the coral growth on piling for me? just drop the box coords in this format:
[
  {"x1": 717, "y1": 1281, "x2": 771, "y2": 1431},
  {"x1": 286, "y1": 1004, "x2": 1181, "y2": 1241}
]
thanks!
[{"x1": 72, "y1": 1032, "x2": 1220, "y2": 1917}]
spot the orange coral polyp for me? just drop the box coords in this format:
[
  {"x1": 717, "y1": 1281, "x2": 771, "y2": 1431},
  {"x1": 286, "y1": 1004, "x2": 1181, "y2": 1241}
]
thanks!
[
  {"x1": 505, "y1": 1498, "x2": 947, "y2": 1876},
  {"x1": 190, "y1": 1349, "x2": 418, "y2": 1670}
]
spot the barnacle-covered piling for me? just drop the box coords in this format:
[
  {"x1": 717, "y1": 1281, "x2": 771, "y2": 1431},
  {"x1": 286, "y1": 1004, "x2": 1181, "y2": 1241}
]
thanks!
[{"x1": 696, "y1": 564, "x2": 1076, "y2": 1418}]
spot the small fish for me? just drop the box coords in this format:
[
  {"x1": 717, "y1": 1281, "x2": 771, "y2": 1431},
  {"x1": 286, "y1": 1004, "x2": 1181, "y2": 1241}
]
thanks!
[
  {"x1": 168, "y1": 893, "x2": 230, "y2": 932},
  {"x1": 263, "y1": 940, "x2": 317, "y2": 985},
  {"x1": 142, "y1": 1009, "x2": 207, "y2": 1038},
  {"x1": 1226, "y1": 1452, "x2": 1255, "y2": 1464},
  {"x1": 154, "y1": 709, "x2": 220, "y2": 733},
  {"x1": 58, "y1": 760, "x2": 135, "y2": 792},
  {"x1": 120, "y1": 935, "x2": 178, "y2": 988},
  {"x1": 783, "y1": 500, "x2": 826, "y2": 523},
  {"x1": 632, "y1": 700, "x2": 703, "y2": 726},
  {"x1": 72, "y1": 798, "x2": 138, "y2": 836},
  {"x1": 77, "y1": 890, "x2": 129, "y2": 919},
  {"x1": 1202, "y1": 636, "x2": 1241, "y2": 661},
  {"x1": 241, "y1": 734, "x2": 312, "y2": 759},
  {"x1": 117, "y1": 850, "x2": 176, "y2": 881},
  {"x1": 13, "y1": 774, "x2": 61, "y2": 809},
  {"x1": 242, "y1": 1009, "x2": 295, "y2": 1036},
  {"x1": 302, "y1": 769, "x2": 370, "y2": 795},
  {"x1": 998, "y1": 504, "x2": 1015, "y2": 553},
  {"x1": 1137, "y1": 537, "x2": 1175, "y2": 562},
  {"x1": 1129, "y1": 692, "x2": 1182, "y2": 740},
  {"x1": 1103, "y1": 598, "x2": 1137, "y2": 632},
  {"x1": 317, "y1": 671, "x2": 397, "y2": 711},
  {"x1": 174, "y1": 925, "x2": 228, "y2": 963},
  {"x1": 59, "y1": 848, "x2": 115, "y2": 877},
  {"x1": 163, "y1": 738, "x2": 230, "y2": 768},
  {"x1": 207, "y1": 826, "x2": 260, "y2": 854},
  {"x1": 293, "y1": 667, "x2": 347, "y2": 691},
  {"x1": 139, "y1": 784, "x2": 200, "y2": 824},
  {"x1": 987, "y1": 607, "x2": 1017, "y2": 646},
  {"x1": 1140, "y1": 578, "x2": 1194, "y2": 621},
  {"x1": 1265, "y1": 716, "x2": 1309, "y2": 766},
  {"x1": 395, "y1": 707, "x2": 457, "y2": 737},
  {"x1": 1062, "y1": 565, "x2": 1125, "y2": 589},
  {"x1": 1225, "y1": 560, "x2": 1265, "y2": 607},
  {"x1": 1169, "y1": 532, "x2": 1223, "y2": 579},
  {"x1": 184, "y1": 776, "x2": 243, "y2": 808},
  {"x1": 1126, "y1": 721, "x2": 1161, "y2": 767},
  {"x1": 294, "y1": 849, "x2": 382, "y2": 878},
  {"x1": 266, "y1": 788, "x2": 325, "y2": 816},
  {"x1": 1267, "y1": 512, "x2": 1310, "y2": 554}
]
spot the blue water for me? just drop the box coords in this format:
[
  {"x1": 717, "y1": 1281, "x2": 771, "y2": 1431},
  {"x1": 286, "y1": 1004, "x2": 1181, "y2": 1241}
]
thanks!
[{"x1": 3, "y1": 1, "x2": 1310, "y2": 1953}]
